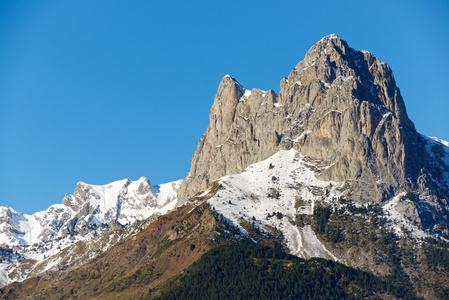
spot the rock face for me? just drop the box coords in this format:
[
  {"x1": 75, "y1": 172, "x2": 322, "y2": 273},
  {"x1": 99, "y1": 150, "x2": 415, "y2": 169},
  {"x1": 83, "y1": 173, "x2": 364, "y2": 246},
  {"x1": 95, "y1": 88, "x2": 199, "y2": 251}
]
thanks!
[{"x1": 178, "y1": 34, "x2": 449, "y2": 224}]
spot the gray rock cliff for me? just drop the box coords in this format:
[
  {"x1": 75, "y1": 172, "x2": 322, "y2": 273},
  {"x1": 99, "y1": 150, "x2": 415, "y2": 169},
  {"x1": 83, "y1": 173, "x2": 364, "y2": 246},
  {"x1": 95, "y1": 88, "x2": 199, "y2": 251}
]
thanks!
[{"x1": 178, "y1": 34, "x2": 449, "y2": 226}]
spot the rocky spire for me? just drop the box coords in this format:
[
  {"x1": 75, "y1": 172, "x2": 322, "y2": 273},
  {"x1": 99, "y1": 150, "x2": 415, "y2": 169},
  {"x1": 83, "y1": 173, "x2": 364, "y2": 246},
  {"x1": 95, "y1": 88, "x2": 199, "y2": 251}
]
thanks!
[{"x1": 177, "y1": 35, "x2": 449, "y2": 215}]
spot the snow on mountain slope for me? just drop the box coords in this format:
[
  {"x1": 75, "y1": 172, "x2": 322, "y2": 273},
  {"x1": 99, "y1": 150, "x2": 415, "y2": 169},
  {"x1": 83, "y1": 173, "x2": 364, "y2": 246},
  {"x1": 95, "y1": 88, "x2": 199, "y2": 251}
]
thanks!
[
  {"x1": 429, "y1": 136, "x2": 449, "y2": 148},
  {"x1": 423, "y1": 135, "x2": 449, "y2": 191},
  {"x1": 206, "y1": 147, "x2": 444, "y2": 261},
  {"x1": 0, "y1": 177, "x2": 182, "y2": 287},
  {"x1": 0, "y1": 177, "x2": 181, "y2": 247},
  {"x1": 426, "y1": 136, "x2": 449, "y2": 168},
  {"x1": 151, "y1": 180, "x2": 183, "y2": 211},
  {"x1": 206, "y1": 149, "x2": 341, "y2": 260}
]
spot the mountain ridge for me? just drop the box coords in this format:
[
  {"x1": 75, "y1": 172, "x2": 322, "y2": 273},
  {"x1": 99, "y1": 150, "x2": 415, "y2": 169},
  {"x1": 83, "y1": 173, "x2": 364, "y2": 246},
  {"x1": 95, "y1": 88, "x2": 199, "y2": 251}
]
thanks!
[
  {"x1": 1, "y1": 34, "x2": 448, "y2": 299},
  {"x1": 0, "y1": 177, "x2": 182, "y2": 287},
  {"x1": 178, "y1": 34, "x2": 449, "y2": 228}
]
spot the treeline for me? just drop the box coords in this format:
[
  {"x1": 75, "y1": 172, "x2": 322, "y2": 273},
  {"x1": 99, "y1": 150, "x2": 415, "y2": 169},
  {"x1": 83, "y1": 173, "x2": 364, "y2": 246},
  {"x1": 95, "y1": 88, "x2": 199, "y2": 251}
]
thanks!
[{"x1": 156, "y1": 242, "x2": 421, "y2": 299}]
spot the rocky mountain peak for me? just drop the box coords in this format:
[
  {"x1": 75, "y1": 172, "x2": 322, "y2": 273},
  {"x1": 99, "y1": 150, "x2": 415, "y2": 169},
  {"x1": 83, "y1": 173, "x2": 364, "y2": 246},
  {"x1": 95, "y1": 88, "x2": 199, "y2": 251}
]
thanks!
[
  {"x1": 178, "y1": 35, "x2": 449, "y2": 228},
  {"x1": 136, "y1": 176, "x2": 152, "y2": 195},
  {"x1": 282, "y1": 34, "x2": 411, "y2": 128},
  {"x1": 1, "y1": 35, "x2": 448, "y2": 300}
]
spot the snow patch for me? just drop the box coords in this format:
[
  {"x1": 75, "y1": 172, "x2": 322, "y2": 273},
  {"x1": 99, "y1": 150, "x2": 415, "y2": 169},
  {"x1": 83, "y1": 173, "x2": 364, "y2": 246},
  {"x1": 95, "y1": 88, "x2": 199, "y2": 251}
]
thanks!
[
  {"x1": 208, "y1": 149, "x2": 342, "y2": 260},
  {"x1": 382, "y1": 193, "x2": 428, "y2": 239},
  {"x1": 428, "y1": 136, "x2": 449, "y2": 148},
  {"x1": 423, "y1": 135, "x2": 449, "y2": 174}
]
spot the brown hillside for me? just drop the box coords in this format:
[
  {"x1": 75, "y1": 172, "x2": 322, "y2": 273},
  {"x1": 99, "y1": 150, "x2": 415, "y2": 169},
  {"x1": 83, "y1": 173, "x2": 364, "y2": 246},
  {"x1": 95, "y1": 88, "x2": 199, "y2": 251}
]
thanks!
[{"x1": 0, "y1": 202, "x2": 223, "y2": 300}]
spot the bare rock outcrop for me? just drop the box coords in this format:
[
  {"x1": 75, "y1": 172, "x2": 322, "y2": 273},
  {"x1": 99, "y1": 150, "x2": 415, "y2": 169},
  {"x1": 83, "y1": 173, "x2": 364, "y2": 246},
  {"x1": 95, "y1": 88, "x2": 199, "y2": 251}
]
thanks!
[{"x1": 178, "y1": 34, "x2": 449, "y2": 225}]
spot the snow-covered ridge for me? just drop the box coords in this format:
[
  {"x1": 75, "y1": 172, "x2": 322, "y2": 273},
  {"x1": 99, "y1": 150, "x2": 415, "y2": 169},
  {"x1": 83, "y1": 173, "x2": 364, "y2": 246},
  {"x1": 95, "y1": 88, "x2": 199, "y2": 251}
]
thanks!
[
  {"x1": 423, "y1": 135, "x2": 449, "y2": 184},
  {"x1": 0, "y1": 177, "x2": 182, "y2": 247},
  {"x1": 0, "y1": 177, "x2": 182, "y2": 287},
  {"x1": 428, "y1": 136, "x2": 449, "y2": 149}
]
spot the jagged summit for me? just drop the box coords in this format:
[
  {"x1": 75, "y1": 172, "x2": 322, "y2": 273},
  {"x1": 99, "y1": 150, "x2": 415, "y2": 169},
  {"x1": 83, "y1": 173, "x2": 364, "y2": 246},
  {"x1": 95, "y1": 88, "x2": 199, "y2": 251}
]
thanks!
[
  {"x1": 0, "y1": 177, "x2": 182, "y2": 287},
  {"x1": 284, "y1": 33, "x2": 410, "y2": 125},
  {"x1": 1, "y1": 35, "x2": 448, "y2": 300},
  {"x1": 178, "y1": 35, "x2": 449, "y2": 228}
]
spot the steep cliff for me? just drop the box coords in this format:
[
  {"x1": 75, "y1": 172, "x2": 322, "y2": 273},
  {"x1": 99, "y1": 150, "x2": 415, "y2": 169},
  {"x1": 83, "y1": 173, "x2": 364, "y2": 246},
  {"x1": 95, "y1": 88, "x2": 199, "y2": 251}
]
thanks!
[{"x1": 178, "y1": 35, "x2": 449, "y2": 227}]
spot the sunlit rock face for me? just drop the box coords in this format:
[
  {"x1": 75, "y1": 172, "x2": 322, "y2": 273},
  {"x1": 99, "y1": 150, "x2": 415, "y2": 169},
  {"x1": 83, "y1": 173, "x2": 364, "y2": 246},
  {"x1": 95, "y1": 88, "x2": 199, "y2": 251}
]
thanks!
[{"x1": 178, "y1": 34, "x2": 449, "y2": 226}]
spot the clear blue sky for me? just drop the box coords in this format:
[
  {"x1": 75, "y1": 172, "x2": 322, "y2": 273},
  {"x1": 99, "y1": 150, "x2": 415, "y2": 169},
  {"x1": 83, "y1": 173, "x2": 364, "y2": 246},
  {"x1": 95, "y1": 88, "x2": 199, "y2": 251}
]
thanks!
[{"x1": 1, "y1": 1, "x2": 448, "y2": 214}]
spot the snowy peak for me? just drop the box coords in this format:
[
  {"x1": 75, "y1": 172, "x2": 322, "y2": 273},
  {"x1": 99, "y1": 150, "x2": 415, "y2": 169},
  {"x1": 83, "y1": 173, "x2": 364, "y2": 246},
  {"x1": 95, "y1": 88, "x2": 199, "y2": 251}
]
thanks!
[
  {"x1": 0, "y1": 177, "x2": 183, "y2": 248},
  {"x1": 151, "y1": 180, "x2": 183, "y2": 208},
  {"x1": 0, "y1": 177, "x2": 182, "y2": 287},
  {"x1": 134, "y1": 176, "x2": 152, "y2": 195},
  {"x1": 0, "y1": 207, "x2": 29, "y2": 245},
  {"x1": 60, "y1": 177, "x2": 182, "y2": 236},
  {"x1": 65, "y1": 178, "x2": 131, "y2": 212},
  {"x1": 0, "y1": 177, "x2": 184, "y2": 247}
]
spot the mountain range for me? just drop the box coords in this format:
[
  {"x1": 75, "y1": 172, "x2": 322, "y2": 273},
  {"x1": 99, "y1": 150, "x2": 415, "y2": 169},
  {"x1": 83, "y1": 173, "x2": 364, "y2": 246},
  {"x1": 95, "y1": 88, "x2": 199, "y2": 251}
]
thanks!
[
  {"x1": 1, "y1": 34, "x2": 448, "y2": 299},
  {"x1": 0, "y1": 177, "x2": 181, "y2": 287}
]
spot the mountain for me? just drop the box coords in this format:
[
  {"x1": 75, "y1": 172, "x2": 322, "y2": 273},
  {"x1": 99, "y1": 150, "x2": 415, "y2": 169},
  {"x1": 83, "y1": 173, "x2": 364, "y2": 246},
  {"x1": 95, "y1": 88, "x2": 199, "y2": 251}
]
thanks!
[
  {"x1": 0, "y1": 201, "x2": 422, "y2": 300},
  {"x1": 1, "y1": 34, "x2": 448, "y2": 299},
  {"x1": 0, "y1": 177, "x2": 182, "y2": 287},
  {"x1": 177, "y1": 34, "x2": 449, "y2": 229},
  {"x1": 0, "y1": 201, "x2": 226, "y2": 299}
]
